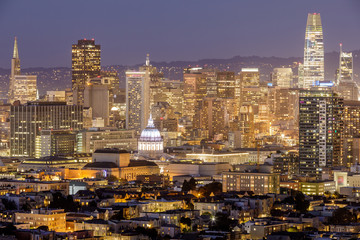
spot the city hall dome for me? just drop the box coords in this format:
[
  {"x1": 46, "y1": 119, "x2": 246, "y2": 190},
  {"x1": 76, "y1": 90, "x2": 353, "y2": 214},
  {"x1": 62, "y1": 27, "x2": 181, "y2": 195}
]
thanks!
[{"x1": 138, "y1": 115, "x2": 164, "y2": 159}]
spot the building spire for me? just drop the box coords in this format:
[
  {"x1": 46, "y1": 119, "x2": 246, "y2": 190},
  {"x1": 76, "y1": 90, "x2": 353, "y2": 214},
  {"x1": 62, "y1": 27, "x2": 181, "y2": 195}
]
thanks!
[
  {"x1": 13, "y1": 37, "x2": 19, "y2": 59},
  {"x1": 146, "y1": 53, "x2": 150, "y2": 66},
  {"x1": 147, "y1": 113, "x2": 154, "y2": 127}
]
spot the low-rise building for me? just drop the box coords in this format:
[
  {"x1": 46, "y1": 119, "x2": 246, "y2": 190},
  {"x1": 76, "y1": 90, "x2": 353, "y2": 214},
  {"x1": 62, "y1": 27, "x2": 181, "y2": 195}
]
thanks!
[
  {"x1": 222, "y1": 171, "x2": 280, "y2": 194},
  {"x1": 15, "y1": 209, "x2": 66, "y2": 232}
]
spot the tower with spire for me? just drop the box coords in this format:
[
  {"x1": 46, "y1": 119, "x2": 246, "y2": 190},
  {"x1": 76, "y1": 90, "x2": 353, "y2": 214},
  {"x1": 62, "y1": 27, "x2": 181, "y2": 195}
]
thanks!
[
  {"x1": 9, "y1": 37, "x2": 21, "y2": 103},
  {"x1": 8, "y1": 37, "x2": 37, "y2": 104}
]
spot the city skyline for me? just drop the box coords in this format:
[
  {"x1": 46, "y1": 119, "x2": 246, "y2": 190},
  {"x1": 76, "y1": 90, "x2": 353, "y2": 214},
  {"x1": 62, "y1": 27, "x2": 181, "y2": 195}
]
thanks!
[{"x1": 0, "y1": 0, "x2": 359, "y2": 67}]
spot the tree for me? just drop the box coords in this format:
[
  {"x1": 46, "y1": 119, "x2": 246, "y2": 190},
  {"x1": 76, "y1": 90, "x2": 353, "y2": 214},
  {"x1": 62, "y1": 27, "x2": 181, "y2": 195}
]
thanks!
[
  {"x1": 1, "y1": 199, "x2": 17, "y2": 210},
  {"x1": 198, "y1": 181, "x2": 222, "y2": 197},
  {"x1": 294, "y1": 192, "x2": 309, "y2": 213},
  {"x1": 49, "y1": 192, "x2": 80, "y2": 212},
  {"x1": 182, "y1": 177, "x2": 197, "y2": 192},
  {"x1": 180, "y1": 217, "x2": 191, "y2": 227},
  {"x1": 329, "y1": 208, "x2": 356, "y2": 225},
  {"x1": 106, "y1": 175, "x2": 118, "y2": 183},
  {"x1": 210, "y1": 212, "x2": 237, "y2": 232},
  {"x1": 135, "y1": 226, "x2": 158, "y2": 240}
]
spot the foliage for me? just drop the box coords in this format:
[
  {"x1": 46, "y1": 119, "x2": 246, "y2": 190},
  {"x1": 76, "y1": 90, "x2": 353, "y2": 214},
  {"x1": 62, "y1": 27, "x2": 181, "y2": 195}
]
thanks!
[
  {"x1": 0, "y1": 224, "x2": 16, "y2": 235},
  {"x1": 1, "y1": 199, "x2": 17, "y2": 210},
  {"x1": 209, "y1": 212, "x2": 237, "y2": 232},
  {"x1": 182, "y1": 177, "x2": 197, "y2": 192},
  {"x1": 49, "y1": 192, "x2": 80, "y2": 212},
  {"x1": 180, "y1": 217, "x2": 192, "y2": 227},
  {"x1": 106, "y1": 175, "x2": 118, "y2": 182},
  {"x1": 328, "y1": 208, "x2": 356, "y2": 225},
  {"x1": 198, "y1": 181, "x2": 222, "y2": 197},
  {"x1": 294, "y1": 192, "x2": 310, "y2": 213},
  {"x1": 135, "y1": 226, "x2": 158, "y2": 240}
]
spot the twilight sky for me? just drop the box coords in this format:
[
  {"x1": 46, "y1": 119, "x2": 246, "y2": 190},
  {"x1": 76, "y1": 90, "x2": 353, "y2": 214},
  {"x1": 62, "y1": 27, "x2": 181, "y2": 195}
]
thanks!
[{"x1": 0, "y1": 0, "x2": 359, "y2": 68}]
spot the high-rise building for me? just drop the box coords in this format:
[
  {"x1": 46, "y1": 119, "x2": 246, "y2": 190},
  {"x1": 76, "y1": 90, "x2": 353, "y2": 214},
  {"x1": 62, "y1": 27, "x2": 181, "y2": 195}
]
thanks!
[
  {"x1": 72, "y1": 39, "x2": 101, "y2": 105},
  {"x1": 303, "y1": 13, "x2": 324, "y2": 88},
  {"x1": 336, "y1": 44, "x2": 358, "y2": 100},
  {"x1": 183, "y1": 68, "x2": 207, "y2": 123},
  {"x1": 10, "y1": 37, "x2": 20, "y2": 81},
  {"x1": 271, "y1": 68, "x2": 293, "y2": 88},
  {"x1": 194, "y1": 98, "x2": 226, "y2": 138},
  {"x1": 10, "y1": 102, "x2": 83, "y2": 157},
  {"x1": 216, "y1": 71, "x2": 235, "y2": 98},
  {"x1": 337, "y1": 44, "x2": 353, "y2": 84},
  {"x1": 9, "y1": 75, "x2": 37, "y2": 104},
  {"x1": 299, "y1": 90, "x2": 343, "y2": 180},
  {"x1": 126, "y1": 70, "x2": 149, "y2": 135},
  {"x1": 239, "y1": 105, "x2": 255, "y2": 148},
  {"x1": 8, "y1": 37, "x2": 37, "y2": 105},
  {"x1": 84, "y1": 77, "x2": 110, "y2": 126},
  {"x1": 342, "y1": 100, "x2": 360, "y2": 166},
  {"x1": 240, "y1": 68, "x2": 260, "y2": 87}
]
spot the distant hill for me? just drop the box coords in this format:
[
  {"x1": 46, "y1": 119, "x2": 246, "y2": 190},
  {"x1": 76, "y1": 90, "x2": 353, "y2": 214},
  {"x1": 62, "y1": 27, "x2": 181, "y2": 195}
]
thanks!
[{"x1": 0, "y1": 50, "x2": 359, "y2": 97}]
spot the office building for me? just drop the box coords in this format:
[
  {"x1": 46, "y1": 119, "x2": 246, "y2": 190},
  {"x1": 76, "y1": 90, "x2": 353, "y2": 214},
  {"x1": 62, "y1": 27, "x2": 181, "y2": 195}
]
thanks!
[
  {"x1": 79, "y1": 128, "x2": 137, "y2": 153},
  {"x1": 342, "y1": 100, "x2": 360, "y2": 166},
  {"x1": 273, "y1": 88, "x2": 299, "y2": 121},
  {"x1": 183, "y1": 68, "x2": 206, "y2": 123},
  {"x1": 336, "y1": 44, "x2": 358, "y2": 100},
  {"x1": 299, "y1": 90, "x2": 343, "y2": 179},
  {"x1": 9, "y1": 75, "x2": 37, "y2": 104},
  {"x1": 84, "y1": 77, "x2": 110, "y2": 126},
  {"x1": 35, "y1": 130, "x2": 78, "y2": 158},
  {"x1": 0, "y1": 104, "x2": 11, "y2": 150},
  {"x1": 8, "y1": 37, "x2": 37, "y2": 105},
  {"x1": 72, "y1": 39, "x2": 101, "y2": 105},
  {"x1": 240, "y1": 68, "x2": 260, "y2": 87},
  {"x1": 271, "y1": 68, "x2": 293, "y2": 88},
  {"x1": 239, "y1": 105, "x2": 255, "y2": 148},
  {"x1": 194, "y1": 98, "x2": 226, "y2": 138},
  {"x1": 126, "y1": 70, "x2": 150, "y2": 135},
  {"x1": 10, "y1": 102, "x2": 83, "y2": 157},
  {"x1": 303, "y1": 13, "x2": 324, "y2": 88},
  {"x1": 216, "y1": 71, "x2": 235, "y2": 98},
  {"x1": 222, "y1": 171, "x2": 280, "y2": 194}
]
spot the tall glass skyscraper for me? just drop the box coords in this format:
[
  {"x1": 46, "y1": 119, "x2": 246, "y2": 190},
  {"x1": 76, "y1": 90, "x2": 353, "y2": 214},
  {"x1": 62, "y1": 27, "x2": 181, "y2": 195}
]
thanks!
[
  {"x1": 72, "y1": 39, "x2": 101, "y2": 105},
  {"x1": 303, "y1": 13, "x2": 324, "y2": 88}
]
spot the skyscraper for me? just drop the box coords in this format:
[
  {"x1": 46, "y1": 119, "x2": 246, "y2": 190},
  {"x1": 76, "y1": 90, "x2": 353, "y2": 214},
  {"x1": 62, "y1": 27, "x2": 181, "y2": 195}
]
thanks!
[
  {"x1": 337, "y1": 44, "x2": 353, "y2": 84},
  {"x1": 72, "y1": 39, "x2": 101, "y2": 105},
  {"x1": 126, "y1": 56, "x2": 154, "y2": 135},
  {"x1": 299, "y1": 90, "x2": 343, "y2": 180},
  {"x1": 8, "y1": 37, "x2": 37, "y2": 104},
  {"x1": 10, "y1": 102, "x2": 83, "y2": 157},
  {"x1": 8, "y1": 37, "x2": 20, "y2": 103},
  {"x1": 10, "y1": 37, "x2": 20, "y2": 79},
  {"x1": 303, "y1": 13, "x2": 324, "y2": 88},
  {"x1": 271, "y1": 68, "x2": 293, "y2": 88},
  {"x1": 336, "y1": 44, "x2": 358, "y2": 100},
  {"x1": 183, "y1": 68, "x2": 206, "y2": 123}
]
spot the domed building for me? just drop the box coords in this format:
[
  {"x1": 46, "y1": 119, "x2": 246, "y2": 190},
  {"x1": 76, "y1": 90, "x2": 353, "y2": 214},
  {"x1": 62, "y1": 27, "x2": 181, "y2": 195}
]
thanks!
[{"x1": 138, "y1": 115, "x2": 164, "y2": 159}]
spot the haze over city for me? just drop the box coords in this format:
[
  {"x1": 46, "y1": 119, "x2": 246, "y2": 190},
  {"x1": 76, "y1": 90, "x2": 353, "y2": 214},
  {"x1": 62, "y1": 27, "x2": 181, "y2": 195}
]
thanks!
[{"x1": 0, "y1": 0, "x2": 360, "y2": 67}]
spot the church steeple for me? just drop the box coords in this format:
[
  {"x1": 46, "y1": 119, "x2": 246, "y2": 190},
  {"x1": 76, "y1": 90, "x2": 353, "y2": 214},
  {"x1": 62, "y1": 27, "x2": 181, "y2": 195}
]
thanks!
[{"x1": 13, "y1": 37, "x2": 19, "y2": 59}]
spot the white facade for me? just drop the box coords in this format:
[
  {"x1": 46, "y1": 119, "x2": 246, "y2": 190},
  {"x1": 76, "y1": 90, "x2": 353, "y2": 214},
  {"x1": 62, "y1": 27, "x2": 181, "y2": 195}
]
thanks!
[{"x1": 138, "y1": 116, "x2": 164, "y2": 159}]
